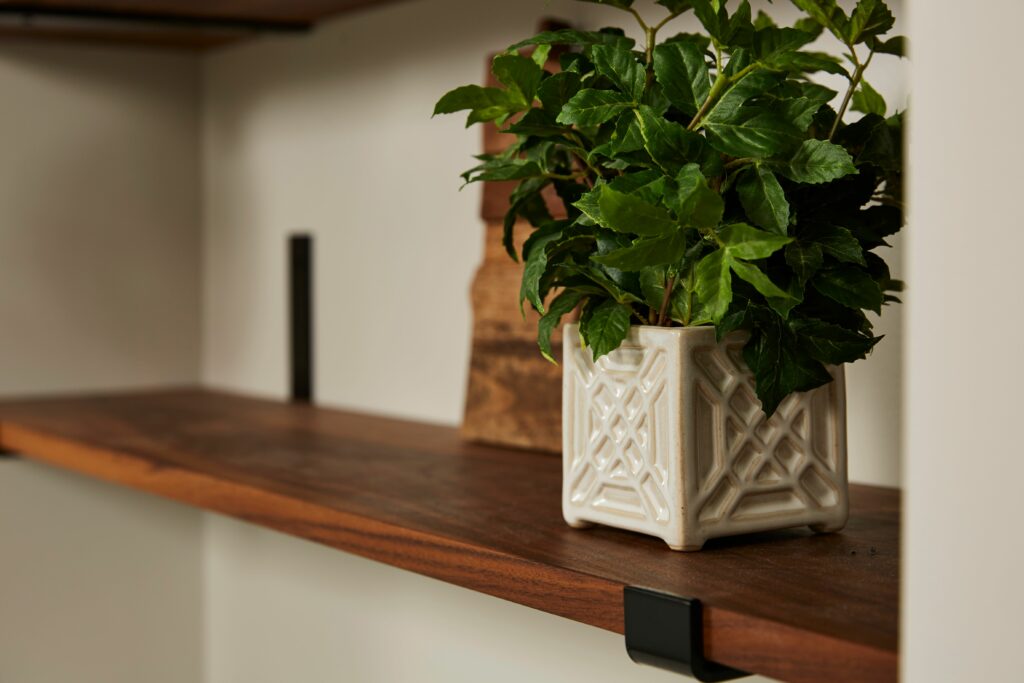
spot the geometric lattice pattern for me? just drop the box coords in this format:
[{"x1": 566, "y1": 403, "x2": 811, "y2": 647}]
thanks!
[{"x1": 562, "y1": 325, "x2": 848, "y2": 551}]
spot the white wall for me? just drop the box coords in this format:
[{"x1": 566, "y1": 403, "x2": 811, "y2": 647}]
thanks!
[
  {"x1": 904, "y1": 0, "x2": 1024, "y2": 680},
  {"x1": 200, "y1": 2, "x2": 906, "y2": 683},
  {"x1": 0, "y1": 44, "x2": 202, "y2": 395},
  {"x1": 0, "y1": 462, "x2": 204, "y2": 683},
  {"x1": 203, "y1": 513, "x2": 680, "y2": 683},
  {"x1": 0, "y1": 43, "x2": 204, "y2": 682}
]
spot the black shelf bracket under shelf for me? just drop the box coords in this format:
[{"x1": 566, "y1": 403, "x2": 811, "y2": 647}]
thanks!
[{"x1": 624, "y1": 587, "x2": 750, "y2": 682}]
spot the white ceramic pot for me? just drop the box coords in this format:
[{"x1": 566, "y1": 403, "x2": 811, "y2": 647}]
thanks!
[{"x1": 562, "y1": 324, "x2": 848, "y2": 551}]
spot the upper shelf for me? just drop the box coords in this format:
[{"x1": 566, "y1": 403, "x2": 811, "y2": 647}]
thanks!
[
  {"x1": 0, "y1": 388, "x2": 899, "y2": 683},
  {"x1": 0, "y1": 0, "x2": 408, "y2": 48}
]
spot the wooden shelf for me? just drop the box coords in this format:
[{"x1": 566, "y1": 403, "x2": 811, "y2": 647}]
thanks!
[
  {"x1": 0, "y1": 389, "x2": 898, "y2": 683},
  {"x1": 0, "y1": 0, "x2": 408, "y2": 48}
]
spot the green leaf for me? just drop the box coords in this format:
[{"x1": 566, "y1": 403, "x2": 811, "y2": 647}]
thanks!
[
  {"x1": 538, "y1": 290, "x2": 583, "y2": 362},
  {"x1": 492, "y1": 52, "x2": 543, "y2": 105},
  {"x1": 690, "y1": 0, "x2": 726, "y2": 41},
  {"x1": 785, "y1": 241, "x2": 824, "y2": 284},
  {"x1": 558, "y1": 264, "x2": 642, "y2": 305},
  {"x1": 779, "y1": 97, "x2": 826, "y2": 131},
  {"x1": 779, "y1": 139, "x2": 858, "y2": 184},
  {"x1": 846, "y1": 0, "x2": 895, "y2": 44},
  {"x1": 606, "y1": 112, "x2": 645, "y2": 155},
  {"x1": 754, "y1": 10, "x2": 776, "y2": 30},
  {"x1": 871, "y1": 34, "x2": 906, "y2": 57},
  {"x1": 766, "y1": 50, "x2": 849, "y2": 76},
  {"x1": 693, "y1": 250, "x2": 732, "y2": 324},
  {"x1": 653, "y1": 41, "x2": 710, "y2": 117},
  {"x1": 790, "y1": 317, "x2": 880, "y2": 364},
  {"x1": 670, "y1": 164, "x2": 724, "y2": 228},
  {"x1": 724, "y1": 47, "x2": 752, "y2": 77},
  {"x1": 519, "y1": 231, "x2": 562, "y2": 314},
  {"x1": 737, "y1": 165, "x2": 789, "y2": 234},
  {"x1": 705, "y1": 113, "x2": 802, "y2": 158},
  {"x1": 639, "y1": 266, "x2": 669, "y2": 312},
  {"x1": 725, "y1": 0, "x2": 755, "y2": 46},
  {"x1": 572, "y1": 184, "x2": 606, "y2": 226},
  {"x1": 608, "y1": 170, "x2": 665, "y2": 203},
  {"x1": 857, "y1": 115, "x2": 901, "y2": 170},
  {"x1": 743, "y1": 314, "x2": 833, "y2": 416},
  {"x1": 662, "y1": 31, "x2": 712, "y2": 51},
  {"x1": 591, "y1": 44, "x2": 646, "y2": 100},
  {"x1": 508, "y1": 29, "x2": 635, "y2": 52},
  {"x1": 557, "y1": 89, "x2": 634, "y2": 126},
  {"x1": 730, "y1": 259, "x2": 792, "y2": 300},
  {"x1": 597, "y1": 186, "x2": 678, "y2": 236},
  {"x1": 804, "y1": 224, "x2": 866, "y2": 265},
  {"x1": 851, "y1": 80, "x2": 886, "y2": 116},
  {"x1": 591, "y1": 231, "x2": 688, "y2": 270},
  {"x1": 463, "y1": 158, "x2": 544, "y2": 184},
  {"x1": 503, "y1": 108, "x2": 566, "y2": 138},
  {"x1": 704, "y1": 70, "x2": 781, "y2": 124},
  {"x1": 793, "y1": 17, "x2": 825, "y2": 38},
  {"x1": 537, "y1": 72, "x2": 583, "y2": 113},
  {"x1": 752, "y1": 26, "x2": 816, "y2": 61},
  {"x1": 433, "y1": 85, "x2": 520, "y2": 126},
  {"x1": 503, "y1": 177, "x2": 552, "y2": 261},
  {"x1": 634, "y1": 106, "x2": 710, "y2": 175},
  {"x1": 657, "y1": 0, "x2": 694, "y2": 12},
  {"x1": 582, "y1": 299, "x2": 633, "y2": 360},
  {"x1": 851, "y1": 205, "x2": 902, "y2": 248},
  {"x1": 789, "y1": 0, "x2": 849, "y2": 41},
  {"x1": 531, "y1": 43, "x2": 551, "y2": 67},
  {"x1": 812, "y1": 265, "x2": 884, "y2": 313},
  {"x1": 577, "y1": 0, "x2": 635, "y2": 8},
  {"x1": 718, "y1": 223, "x2": 793, "y2": 260},
  {"x1": 521, "y1": 219, "x2": 566, "y2": 263}
]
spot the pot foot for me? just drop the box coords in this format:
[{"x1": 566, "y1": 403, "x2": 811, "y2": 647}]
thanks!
[
  {"x1": 809, "y1": 521, "x2": 845, "y2": 534},
  {"x1": 565, "y1": 519, "x2": 593, "y2": 529}
]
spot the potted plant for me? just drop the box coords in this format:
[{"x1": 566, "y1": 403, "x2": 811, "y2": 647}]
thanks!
[{"x1": 435, "y1": 0, "x2": 904, "y2": 550}]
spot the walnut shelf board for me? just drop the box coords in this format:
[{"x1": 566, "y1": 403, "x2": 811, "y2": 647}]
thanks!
[
  {"x1": 0, "y1": 389, "x2": 898, "y2": 683},
  {"x1": 0, "y1": 0, "x2": 408, "y2": 48}
]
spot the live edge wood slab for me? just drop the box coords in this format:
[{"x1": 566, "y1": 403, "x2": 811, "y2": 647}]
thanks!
[{"x1": 0, "y1": 389, "x2": 898, "y2": 683}]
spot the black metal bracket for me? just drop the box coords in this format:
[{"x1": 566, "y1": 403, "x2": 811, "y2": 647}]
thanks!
[
  {"x1": 624, "y1": 587, "x2": 749, "y2": 681},
  {"x1": 289, "y1": 234, "x2": 314, "y2": 404}
]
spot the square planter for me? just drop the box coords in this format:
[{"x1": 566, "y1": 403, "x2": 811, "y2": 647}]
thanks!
[{"x1": 562, "y1": 324, "x2": 848, "y2": 551}]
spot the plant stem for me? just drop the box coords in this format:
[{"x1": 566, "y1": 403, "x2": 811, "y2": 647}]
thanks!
[
  {"x1": 645, "y1": 26, "x2": 656, "y2": 86},
  {"x1": 657, "y1": 275, "x2": 676, "y2": 326},
  {"x1": 829, "y1": 48, "x2": 875, "y2": 141},
  {"x1": 687, "y1": 40, "x2": 762, "y2": 132},
  {"x1": 724, "y1": 157, "x2": 757, "y2": 170},
  {"x1": 688, "y1": 73, "x2": 728, "y2": 130},
  {"x1": 566, "y1": 132, "x2": 604, "y2": 182},
  {"x1": 545, "y1": 171, "x2": 588, "y2": 182},
  {"x1": 628, "y1": 8, "x2": 649, "y2": 32},
  {"x1": 653, "y1": 11, "x2": 681, "y2": 32}
]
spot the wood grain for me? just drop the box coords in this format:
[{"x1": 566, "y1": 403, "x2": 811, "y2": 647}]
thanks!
[
  {"x1": 462, "y1": 222, "x2": 567, "y2": 452},
  {"x1": 0, "y1": 0, "x2": 400, "y2": 25},
  {"x1": 0, "y1": 389, "x2": 898, "y2": 683},
  {"x1": 0, "y1": 0, "x2": 406, "y2": 48}
]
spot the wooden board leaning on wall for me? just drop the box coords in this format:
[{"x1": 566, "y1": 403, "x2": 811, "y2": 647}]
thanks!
[{"x1": 462, "y1": 40, "x2": 573, "y2": 454}]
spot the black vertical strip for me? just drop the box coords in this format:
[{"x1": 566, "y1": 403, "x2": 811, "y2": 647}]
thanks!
[{"x1": 289, "y1": 234, "x2": 313, "y2": 403}]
